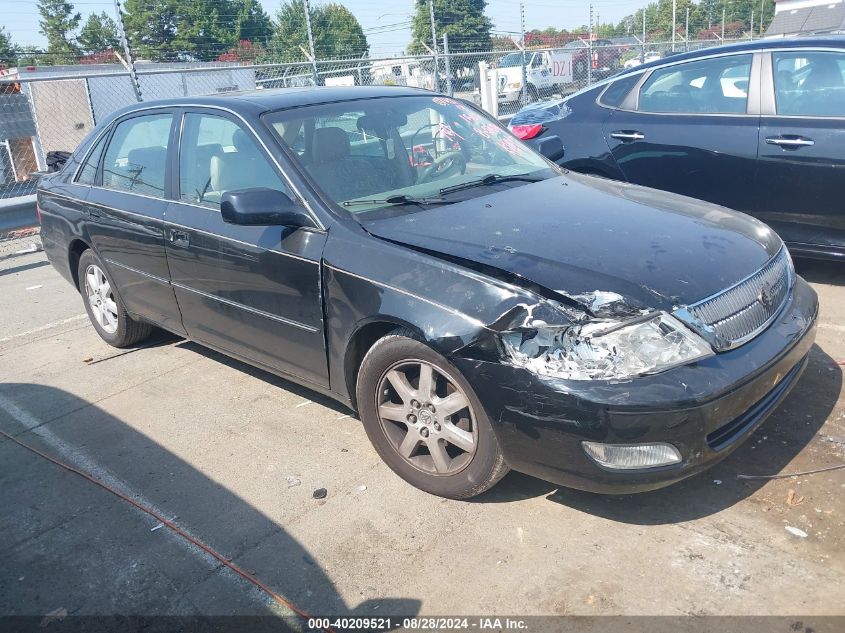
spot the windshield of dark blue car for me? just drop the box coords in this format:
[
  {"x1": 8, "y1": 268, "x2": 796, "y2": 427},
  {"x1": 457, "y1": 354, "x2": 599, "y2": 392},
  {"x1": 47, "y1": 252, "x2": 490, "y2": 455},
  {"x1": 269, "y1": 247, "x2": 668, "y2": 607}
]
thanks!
[{"x1": 264, "y1": 95, "x2": 557, "y2": 215}]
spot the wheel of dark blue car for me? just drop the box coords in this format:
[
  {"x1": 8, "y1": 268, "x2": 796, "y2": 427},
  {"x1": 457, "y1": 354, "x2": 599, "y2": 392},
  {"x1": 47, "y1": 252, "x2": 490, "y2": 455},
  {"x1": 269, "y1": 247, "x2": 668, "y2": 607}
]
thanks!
[
  {"x1": 356, "y1": 329, "x2": 509, "y2": 499},
  {"x1": 78, "y1": 249, "x2": 152, "y2": 348}
]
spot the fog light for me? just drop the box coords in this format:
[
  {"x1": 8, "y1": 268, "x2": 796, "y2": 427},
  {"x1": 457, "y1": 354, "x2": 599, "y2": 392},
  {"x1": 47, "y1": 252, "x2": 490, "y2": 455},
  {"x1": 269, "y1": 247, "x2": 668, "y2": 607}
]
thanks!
[{"x1": 582, "y1": 442, "x2": 682, "y2": 470}]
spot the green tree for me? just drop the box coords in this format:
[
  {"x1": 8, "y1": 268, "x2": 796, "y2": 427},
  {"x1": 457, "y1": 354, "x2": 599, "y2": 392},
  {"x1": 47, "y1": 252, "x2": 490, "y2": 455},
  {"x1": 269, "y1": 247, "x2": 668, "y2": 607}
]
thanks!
[
  {"x1": 267, "y1": 1, "x2": 368, "y2": 62},
  {"x1": 618, "y1": 0, "x2": 774, "y2": 41},
  {"x1": 172, "y1": 0, "x2": 240, "y2": 61},
  {"x1": 0, "y1": 26, "x2": 16, "y2": 68},
  {"x1": 37, "y1": 0, "x2": 81, "y2": 64},
  {"x1": 15, "y1": 45, "x2": 47, "y2": 67},
  {"x1": 123, "y1": 0, "x2": 180, "y2": 60},
  {"x1": 234, "y1": 0, "x2": 273, "y2": 44},
  {"x1": 124, "y1": 0, "x2": 272, "y2": 62},
  {"x1": 78, "y1": 11, "x2": 121, "y2": 55},
  {"x1": 409, "y1": 0, "x2": 492, "y2": 55}
]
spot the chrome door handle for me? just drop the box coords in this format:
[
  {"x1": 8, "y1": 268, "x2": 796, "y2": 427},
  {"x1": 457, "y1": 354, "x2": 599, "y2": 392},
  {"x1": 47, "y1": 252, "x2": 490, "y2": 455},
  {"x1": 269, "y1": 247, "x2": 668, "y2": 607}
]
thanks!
[
  {"x1": 765, "y1": 136, "x2": 814, "y2": 148},
  {"x1": 169, "y1": 229, "x2": 189, "y2": 247},
  {"x1": 609, "y1": 131, "x2": 645, "y2": 142}
]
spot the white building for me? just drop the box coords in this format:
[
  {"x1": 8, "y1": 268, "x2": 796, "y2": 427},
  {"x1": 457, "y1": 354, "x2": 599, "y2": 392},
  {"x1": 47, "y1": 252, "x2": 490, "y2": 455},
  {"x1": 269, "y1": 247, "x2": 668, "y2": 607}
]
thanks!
[{"x1": 766, "y1": 0, "x2": 845, "y2": 36}]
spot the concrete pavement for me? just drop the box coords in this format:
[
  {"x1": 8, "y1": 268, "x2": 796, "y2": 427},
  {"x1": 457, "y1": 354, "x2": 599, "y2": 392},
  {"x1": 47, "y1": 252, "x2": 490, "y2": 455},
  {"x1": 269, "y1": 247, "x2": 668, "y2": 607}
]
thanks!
[{"x1": 1, "y1": 249, "x2": 843, "y2": 623}]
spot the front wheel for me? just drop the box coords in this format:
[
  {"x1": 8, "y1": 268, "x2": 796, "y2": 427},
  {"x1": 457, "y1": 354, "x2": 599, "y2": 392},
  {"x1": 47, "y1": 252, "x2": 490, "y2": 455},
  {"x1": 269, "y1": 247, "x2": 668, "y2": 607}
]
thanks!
[
  {"x1": 356, "y1": 330, "x2": 509, "y2": 499},
  {"x1": 78, "y1": 249, "x2": 152, "y2": 348}
]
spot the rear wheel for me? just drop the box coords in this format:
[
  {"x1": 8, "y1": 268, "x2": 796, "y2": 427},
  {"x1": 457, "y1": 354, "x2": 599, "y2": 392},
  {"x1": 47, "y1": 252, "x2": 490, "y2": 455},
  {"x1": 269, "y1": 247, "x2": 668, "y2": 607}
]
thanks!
[
  {"x1": 356, "y1": 330, "x2": 509, "y2": 499},
  {"x1": 78, "y1": 249, "x2": 152, "y2": 348}
]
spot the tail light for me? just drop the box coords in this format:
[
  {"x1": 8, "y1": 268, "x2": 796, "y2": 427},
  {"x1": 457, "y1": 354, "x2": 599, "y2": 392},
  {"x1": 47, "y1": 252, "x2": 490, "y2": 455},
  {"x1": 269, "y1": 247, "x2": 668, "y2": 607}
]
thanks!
[
  {"x1": 510, "y1": 124, "x2": 544, "y2": 140},
  {"x1": 36, "y1": 201, "x2": 42, "y2": 224}
]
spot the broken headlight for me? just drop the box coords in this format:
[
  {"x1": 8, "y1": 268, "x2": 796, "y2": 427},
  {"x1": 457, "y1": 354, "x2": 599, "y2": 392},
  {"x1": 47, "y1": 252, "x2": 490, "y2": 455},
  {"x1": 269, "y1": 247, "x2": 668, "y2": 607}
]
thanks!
[{"x1": 501, "y1": 312, "x2": 714, "y2": 381}]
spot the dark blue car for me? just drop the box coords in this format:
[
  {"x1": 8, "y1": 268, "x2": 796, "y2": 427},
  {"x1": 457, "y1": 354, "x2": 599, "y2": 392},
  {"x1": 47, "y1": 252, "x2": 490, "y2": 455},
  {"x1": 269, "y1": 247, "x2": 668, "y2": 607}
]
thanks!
[{"x1": 511, "y1": 36, "x2": 845, "y2": 261}]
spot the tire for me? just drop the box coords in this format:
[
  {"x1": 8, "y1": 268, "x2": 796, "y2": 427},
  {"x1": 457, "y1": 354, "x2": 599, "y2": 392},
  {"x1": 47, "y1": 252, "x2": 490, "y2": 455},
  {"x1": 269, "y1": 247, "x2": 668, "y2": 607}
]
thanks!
[
  {"x1": 356, "y1": 329, "x2": 509, "y2": 499},
  {"x1": 78, "y1": 249, "x2": 152, "y2": 348},
  {"x1": 574, "y1": 60, "x2": 587, "y2": 81}
]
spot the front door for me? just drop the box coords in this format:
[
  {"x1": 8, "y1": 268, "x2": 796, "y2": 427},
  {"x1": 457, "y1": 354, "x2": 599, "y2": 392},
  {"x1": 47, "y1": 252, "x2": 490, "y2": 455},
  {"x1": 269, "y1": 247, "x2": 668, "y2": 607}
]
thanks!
[
  {"x1": 164, "y1": 109, "x2": 329, "y2": 387},
  {"x1": 754, "y1": 49, "x2": 845, "y2": 255},
  {"x1": 604, "y1": 52, "x2": 760, "y2": 213}
]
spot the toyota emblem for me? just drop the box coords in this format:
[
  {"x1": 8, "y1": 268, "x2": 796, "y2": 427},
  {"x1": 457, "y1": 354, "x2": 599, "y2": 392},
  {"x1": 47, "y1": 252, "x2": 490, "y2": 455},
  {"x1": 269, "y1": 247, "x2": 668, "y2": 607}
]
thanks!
[{"x1": 757, "y1": 283, "x2": 774, "y2": 309}]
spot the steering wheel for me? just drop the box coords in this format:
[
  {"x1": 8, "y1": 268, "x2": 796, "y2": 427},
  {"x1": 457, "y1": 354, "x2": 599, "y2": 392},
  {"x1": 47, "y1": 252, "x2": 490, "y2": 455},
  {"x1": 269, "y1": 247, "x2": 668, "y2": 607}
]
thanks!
[{"x1": 417, "y1": 151, "x2": 467, "y2": 184}]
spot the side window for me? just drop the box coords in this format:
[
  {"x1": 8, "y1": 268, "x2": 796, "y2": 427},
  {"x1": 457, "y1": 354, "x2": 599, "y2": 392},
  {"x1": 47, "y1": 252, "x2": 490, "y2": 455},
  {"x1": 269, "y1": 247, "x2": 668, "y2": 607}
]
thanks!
[
  {"x1": 101, "y1": 113, "x2": 173, "y2": 197},
  {"x1": 76, "y1": 131, "x2": 108, "y2": 185},
  {"x1": 179, "y1": 113, "x2": 289, "y2": 209},
  {"x1": 599, "y1": 72, "x2": 642, "y2": 107},
  {"x1": 638, "y1": 54, "x2": 752, "y2": 114},
  {"x1": 773, "y1": 51, "x2": 845, "y2": 117}
]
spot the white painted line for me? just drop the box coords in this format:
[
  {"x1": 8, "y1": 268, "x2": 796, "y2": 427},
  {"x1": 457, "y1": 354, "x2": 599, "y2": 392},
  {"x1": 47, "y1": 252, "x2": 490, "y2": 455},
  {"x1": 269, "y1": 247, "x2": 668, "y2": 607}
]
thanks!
[
  {"x1": 0, "y1": 314, "x2": 87, "y2": 344},
  {"x1": 0, "y1": 392, "x2": 262, "y2": 601},
  {"x1": 295, "y1": 400, "x2": 312, "y2": 408},
  {"x1": 25, "y1": 285, "x2": 43, "y2": 290},
  {"x1": 335, "y1": 414, "x2": 350, "y2": 421}
]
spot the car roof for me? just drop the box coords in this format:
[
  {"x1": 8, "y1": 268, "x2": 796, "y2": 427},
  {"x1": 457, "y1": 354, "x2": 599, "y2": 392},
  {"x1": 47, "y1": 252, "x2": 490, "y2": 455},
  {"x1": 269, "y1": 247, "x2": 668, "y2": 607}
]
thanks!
[
  {"x1": 103, "y1": 85, "x2": 433, "y2": 121},
  {"x1": 615, "y1": 34, "x2": 845, "y2": 77}
]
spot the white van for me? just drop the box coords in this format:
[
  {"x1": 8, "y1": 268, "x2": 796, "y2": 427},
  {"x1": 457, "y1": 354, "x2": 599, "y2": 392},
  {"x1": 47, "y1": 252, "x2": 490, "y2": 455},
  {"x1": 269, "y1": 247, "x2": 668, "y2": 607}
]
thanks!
[{"x1": 495, "y1": 50, "x2": 573, "y2": 103}]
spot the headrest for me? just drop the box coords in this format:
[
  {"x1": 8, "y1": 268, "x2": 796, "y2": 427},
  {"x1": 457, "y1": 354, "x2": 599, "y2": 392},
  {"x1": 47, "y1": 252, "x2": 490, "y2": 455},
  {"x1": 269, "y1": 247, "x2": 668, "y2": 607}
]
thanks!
[
  {"x1": 127, "y1": 146, "x2": 166, "y2": 169},
  {"x1": 357, "y1": 112, "x2": 407, "y2": 133},
  {"x1": 232, "y1": 128, "x2": 253, "y2": 153},
  {"x1": 312, "y1": 127, "x2": 350, "y2": 163},
  {"x1": 195, "y1": 143, "x2": 223, "y2": 159}
]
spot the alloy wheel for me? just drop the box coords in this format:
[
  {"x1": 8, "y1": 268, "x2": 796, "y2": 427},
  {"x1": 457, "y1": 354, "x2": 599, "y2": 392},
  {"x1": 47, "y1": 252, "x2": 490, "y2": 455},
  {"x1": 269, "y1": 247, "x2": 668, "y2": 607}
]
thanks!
[
  {"x1": 376, "y1": 359, "x2": 478, "y2": 476},
  {"x1": 84, "y1": 264, "x2": 119, "y2": 334}
]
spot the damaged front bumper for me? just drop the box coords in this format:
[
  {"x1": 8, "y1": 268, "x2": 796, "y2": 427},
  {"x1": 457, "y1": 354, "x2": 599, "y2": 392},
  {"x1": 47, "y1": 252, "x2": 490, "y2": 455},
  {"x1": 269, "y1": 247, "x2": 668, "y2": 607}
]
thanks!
[{"x1": 452, "y1": 277, "x2": 818, "y2": 494}]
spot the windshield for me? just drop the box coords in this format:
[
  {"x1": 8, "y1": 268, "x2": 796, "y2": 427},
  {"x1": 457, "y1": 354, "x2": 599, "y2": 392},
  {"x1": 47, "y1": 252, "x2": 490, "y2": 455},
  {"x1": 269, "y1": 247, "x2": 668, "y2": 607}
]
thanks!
[
  {"x1": 264, "y1": 95, "x2": 554, "y2": 214},
  {"x1": 498, "y1": 53, "x2": 525, "y2": 68}
]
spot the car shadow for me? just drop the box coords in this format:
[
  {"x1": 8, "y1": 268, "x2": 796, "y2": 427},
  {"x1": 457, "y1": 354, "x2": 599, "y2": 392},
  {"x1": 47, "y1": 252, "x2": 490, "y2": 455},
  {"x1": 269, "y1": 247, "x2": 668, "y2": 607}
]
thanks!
[
  {"x1": 0, "y1": 384, "x2": 417, "y2": 622},
  {"x1": 794, "y1": 257, "x2": 845, "y2": 286},
  {"x1": 172, "y1": 340, "x2": 353, "y2": 417},
  {"x1": 474, "y1": 343, "x2": 841, "y2": 525}
]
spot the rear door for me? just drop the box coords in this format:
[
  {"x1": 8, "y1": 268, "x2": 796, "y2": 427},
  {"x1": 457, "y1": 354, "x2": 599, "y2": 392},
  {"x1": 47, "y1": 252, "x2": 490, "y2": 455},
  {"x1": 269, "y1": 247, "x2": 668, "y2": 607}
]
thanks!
[
  {"x1": 603, "y1": 52, "x2": 761, "y2": 213},
  {"x1": 164, "y1": 108, "x2": 329, "y2": 387},
  {"x1": 85, "y1": 109, "x2": 185, "y2": 334},
  {"x1": 754, "y1": 48, "x2": 845, "y2": 255}
]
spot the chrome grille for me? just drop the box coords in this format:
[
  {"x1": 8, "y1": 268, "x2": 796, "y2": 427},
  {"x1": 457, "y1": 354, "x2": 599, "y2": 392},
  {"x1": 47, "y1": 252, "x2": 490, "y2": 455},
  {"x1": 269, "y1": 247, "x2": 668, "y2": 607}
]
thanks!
[{"x1": 677, "y1": 248, "x2": 792, "y2": 351}]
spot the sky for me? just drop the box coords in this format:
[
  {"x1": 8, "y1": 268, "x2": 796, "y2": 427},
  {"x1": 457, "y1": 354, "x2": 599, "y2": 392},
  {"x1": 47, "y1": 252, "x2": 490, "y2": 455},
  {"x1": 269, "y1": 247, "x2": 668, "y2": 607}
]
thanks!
[{"x1": 4, "y1": 0, "x2": 648, "y2": 55}]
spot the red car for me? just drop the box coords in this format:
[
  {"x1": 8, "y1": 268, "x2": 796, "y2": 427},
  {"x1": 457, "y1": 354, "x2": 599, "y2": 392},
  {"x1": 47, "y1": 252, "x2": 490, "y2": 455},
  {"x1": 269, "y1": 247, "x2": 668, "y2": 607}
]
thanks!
[{"x1": 563, "y1": 38, "x2": 622, "y2": 81}]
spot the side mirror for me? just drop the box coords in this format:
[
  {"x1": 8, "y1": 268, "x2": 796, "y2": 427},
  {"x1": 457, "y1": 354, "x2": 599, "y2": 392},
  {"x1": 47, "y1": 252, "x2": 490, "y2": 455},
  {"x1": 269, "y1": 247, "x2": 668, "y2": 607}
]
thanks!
[
  {"x1": 220, "y1": 188, "x2": 312, "y2": 227},
  {"x1": 536, "y1": 135, "x2": 565, "y2": 162}
]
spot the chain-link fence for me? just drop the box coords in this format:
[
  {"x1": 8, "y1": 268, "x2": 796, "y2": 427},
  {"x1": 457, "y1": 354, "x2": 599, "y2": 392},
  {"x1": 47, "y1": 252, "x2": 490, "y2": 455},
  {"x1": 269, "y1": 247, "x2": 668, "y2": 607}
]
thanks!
[{"x1": 0, "y1": 35, "x2": 751, "y2": 208}]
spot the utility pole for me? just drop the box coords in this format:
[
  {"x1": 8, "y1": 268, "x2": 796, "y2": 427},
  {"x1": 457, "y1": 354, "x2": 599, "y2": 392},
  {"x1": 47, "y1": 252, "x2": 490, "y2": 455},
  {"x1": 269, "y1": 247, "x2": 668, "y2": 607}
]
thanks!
[
  {"x1": 760, "y1": 0, "x2": 765, "y2": 34},
  {"x1": 685, "y1": 6, "x2": 689, "y2": 51},
  {"x1": 588, "y1": 4, "x2": 593, "y2": 85},
  {"x1": 722, "y1": 7, "x2": 726, "y2": 40},
  {"x1": 520, "y1": 0, "x2": 528, "y2": 104},
  {"x1": 303, "y1": 0, "x2": 319, "y2": 85},
  {"x1": 642, "y1": 10, "x2": 646, "y2": 63},
  {"x1": 672, "y1": 0, "x2": 676, "y2": 51},
  {"x1": 113, "y1": 0, "x2": 141, "y2": 102},
  {"x1": 429, "y1": 0, "x2": 440, "y2": 92},
  {"x1": 443, "y1": 33, "x2": 453, "y2": 97},
  {"x1": 750, "y1": 9, "x2": 754, "y2": 39}
]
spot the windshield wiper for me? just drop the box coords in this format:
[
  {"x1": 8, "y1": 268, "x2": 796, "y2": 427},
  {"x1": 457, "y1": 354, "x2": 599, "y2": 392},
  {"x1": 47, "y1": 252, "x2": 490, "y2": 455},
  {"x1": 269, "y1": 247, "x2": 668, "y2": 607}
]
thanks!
[
  {"x1": 438, "y1": 173, "x2": 545, "y2": 196},
  {"x1": 343, "y1": 194, "x2": 451, "y2": 207}
]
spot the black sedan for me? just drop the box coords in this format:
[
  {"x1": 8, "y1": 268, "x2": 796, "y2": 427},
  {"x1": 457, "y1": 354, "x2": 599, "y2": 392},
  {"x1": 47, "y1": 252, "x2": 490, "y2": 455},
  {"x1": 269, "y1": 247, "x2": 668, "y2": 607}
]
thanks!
[
  {"x1": 511, "y1": 36, "x2": 845, "y2": 261},
  {"x1": 38, "y1": 86, "x2": 817, "y2": 498}
]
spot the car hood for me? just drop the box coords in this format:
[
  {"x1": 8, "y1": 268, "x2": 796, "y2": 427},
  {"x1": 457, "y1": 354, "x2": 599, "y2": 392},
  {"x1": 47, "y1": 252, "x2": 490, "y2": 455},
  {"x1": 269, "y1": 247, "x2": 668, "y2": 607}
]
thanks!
[{"x1": 364, "y1": 173, "x2": 782, "y2": 314}]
